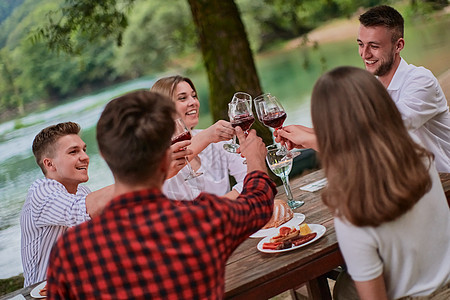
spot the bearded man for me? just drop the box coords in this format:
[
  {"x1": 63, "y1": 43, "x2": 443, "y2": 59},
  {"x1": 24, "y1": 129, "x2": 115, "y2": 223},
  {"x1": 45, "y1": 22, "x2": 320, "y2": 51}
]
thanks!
[{"x1": 357, "y1": 5, "x2": 450, "y2": 172}]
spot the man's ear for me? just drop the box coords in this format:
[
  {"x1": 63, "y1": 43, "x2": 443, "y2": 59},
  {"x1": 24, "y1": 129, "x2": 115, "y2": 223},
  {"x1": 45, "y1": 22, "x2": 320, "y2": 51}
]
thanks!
[
  {"x1": 43, "y1": 158, "x2": 55, "y2": 172},
  {"x1": 159, "y1": 148, "x2": 172, "y2": 180},
  {"x1": 395, "y1": 38, "x2": 405, "y2": 53}
]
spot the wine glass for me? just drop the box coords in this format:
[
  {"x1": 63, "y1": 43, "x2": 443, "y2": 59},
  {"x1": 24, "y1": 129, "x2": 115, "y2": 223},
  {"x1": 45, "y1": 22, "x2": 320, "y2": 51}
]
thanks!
[
  {"x1": 266, "y1": 144, "x2": 304, "y2": 209},
  {"x1": 254, "y1": 93, "x2": 300, "y2": 158},
  {"x1": 223, "y1": 92, "x2": 254, "y2": 153},
  {"x1": 172, "y1": 118, "x2": 203, "y2": 181}
]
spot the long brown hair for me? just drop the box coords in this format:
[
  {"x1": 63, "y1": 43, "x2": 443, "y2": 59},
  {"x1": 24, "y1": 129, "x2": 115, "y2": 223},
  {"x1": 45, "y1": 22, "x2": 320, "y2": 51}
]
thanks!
[{"x1": 311, "y1": 66, "x2": 432, "y2": 227}]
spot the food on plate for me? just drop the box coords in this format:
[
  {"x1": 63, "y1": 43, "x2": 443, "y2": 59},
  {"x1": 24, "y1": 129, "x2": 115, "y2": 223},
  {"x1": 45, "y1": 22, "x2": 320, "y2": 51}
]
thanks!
[
  {"x1": 262, "y1": 199, "x2": 294, "y2": 229},
  {"x1": 39, "y1": 283, "x2": 47, "y2": 296},
  {"x1": 292, "y1": 232, "x2": 317, "y2": 246},
  {"x1": 262, "y1": 224, "x2": 317, "y2": 250},
  {"x1": 299, "y1": 223, "x2": 312, "y2": 235},
  {"x1": 270, "y1": 226, "x2": 299, "y2": 243}
]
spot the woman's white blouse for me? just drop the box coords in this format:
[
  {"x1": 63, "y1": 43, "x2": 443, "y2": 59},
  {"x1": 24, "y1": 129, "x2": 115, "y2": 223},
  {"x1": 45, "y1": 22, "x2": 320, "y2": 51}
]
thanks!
[{"x1": 163, "y1": 130, "x2": 247, "y2": 200}]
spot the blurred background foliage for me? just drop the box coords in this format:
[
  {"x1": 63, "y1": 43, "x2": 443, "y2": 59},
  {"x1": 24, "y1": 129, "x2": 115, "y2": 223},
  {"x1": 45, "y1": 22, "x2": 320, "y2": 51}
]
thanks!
[{"x1": 0, "y1": 0, "x2": 447, "y2": 120}]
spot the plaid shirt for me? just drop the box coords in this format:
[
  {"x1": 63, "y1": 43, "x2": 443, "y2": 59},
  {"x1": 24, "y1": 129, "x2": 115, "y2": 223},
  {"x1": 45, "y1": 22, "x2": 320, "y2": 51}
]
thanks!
[{"x1": 47, "y1": 171, "x2": 276, "y2": 299}]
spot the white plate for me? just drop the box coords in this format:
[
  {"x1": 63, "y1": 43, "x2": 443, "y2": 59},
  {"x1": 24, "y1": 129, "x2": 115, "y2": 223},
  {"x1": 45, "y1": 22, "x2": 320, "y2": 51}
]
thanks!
[
  {"x1": 30, "y1": 281, "x2": 47, "y2": 298},
  {"x1": 257, "y1": 224, "x2": 326, "y2": 253},
  {"x1": 250, "y1": 213, "x2": 306, "y2": 238}
]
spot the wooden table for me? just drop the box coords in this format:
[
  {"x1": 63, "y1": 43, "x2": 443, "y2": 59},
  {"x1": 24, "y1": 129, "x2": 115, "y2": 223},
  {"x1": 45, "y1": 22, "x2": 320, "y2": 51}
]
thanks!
[
  {"x1": 225, "y1": 169, "x2": 342, "y2": 300},
  {"x1": 224, "y1": 171, "x2": 450, "y2": 299},
  {"x1": 2, "y1": 170, "x2": 449, "y2": 300}
]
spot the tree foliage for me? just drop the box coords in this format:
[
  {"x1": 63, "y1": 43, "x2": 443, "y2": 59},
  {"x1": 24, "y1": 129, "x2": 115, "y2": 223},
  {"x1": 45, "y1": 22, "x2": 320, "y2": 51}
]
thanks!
[{"x1": 1, "y1": 0, "x2": 446, "y2": 121}]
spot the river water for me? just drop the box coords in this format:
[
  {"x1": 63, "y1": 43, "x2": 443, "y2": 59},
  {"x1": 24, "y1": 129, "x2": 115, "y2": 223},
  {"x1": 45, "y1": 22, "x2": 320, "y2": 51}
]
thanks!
[{"x1": 1, "y1": 15, "x2": 449, "y2": 279}]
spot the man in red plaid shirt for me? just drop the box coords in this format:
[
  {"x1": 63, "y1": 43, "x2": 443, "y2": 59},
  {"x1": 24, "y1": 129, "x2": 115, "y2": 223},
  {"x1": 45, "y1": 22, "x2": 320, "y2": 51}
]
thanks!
[{"x1": 46, "y1": 90, "x2": 276, "y2": 299}]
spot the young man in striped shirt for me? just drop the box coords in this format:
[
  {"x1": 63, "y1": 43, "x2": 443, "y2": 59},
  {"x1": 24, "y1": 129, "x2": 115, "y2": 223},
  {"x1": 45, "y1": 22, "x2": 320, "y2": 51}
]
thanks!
[{"x1": 20, "y1": 122, "x2": 114, "y2": 287}]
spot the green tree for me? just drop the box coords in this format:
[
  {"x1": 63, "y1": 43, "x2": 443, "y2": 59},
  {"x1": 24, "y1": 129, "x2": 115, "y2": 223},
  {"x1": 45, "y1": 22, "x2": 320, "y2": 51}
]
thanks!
[
  {"x1": 0, "y1": 49, "x2": 23, "y2": 114},
  {"x1": 114, "y1": 0, "x2": 197, "y2": 77},
  {"x1": 36, "y1": 0, "x2": 273, "y2": 144}
]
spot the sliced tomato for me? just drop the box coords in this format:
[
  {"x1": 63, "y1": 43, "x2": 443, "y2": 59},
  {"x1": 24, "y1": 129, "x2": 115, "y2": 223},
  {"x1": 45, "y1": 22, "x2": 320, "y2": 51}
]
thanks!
[
  {"x1": 279, "y1": 226, "x2": 292, "y2": 236},
  {"x1": 262, "y1": 242, "x2": 282, "y2": 250}
]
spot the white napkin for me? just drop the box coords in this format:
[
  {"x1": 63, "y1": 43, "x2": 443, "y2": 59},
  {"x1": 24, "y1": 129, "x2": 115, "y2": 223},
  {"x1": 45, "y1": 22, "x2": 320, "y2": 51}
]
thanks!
[
  {"x1": 6, "y1": 294, "x2": 26, "y2": 300},
  {"x1": 300, "y1": 178, "x2": 328, "y2": 192}
]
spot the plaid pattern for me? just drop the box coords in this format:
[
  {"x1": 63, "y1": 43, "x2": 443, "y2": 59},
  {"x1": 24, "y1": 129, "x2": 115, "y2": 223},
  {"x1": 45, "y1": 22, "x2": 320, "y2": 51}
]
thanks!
[{"x1": 47, "y1": 171, "x2": 276, "y2": 299}]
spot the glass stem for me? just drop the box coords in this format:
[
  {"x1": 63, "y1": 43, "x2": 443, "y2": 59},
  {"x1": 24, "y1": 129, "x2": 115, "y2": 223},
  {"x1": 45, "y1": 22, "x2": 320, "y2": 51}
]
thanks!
[
  {"x1": 232, "y1": 134, "x2": 237, "y2": 146},
  {"x1": 185, "y1": 157, "x2": 195, "y2": 174},
  {"x1": 281, "y1": 176, "x2": 293, "y2": 201}
]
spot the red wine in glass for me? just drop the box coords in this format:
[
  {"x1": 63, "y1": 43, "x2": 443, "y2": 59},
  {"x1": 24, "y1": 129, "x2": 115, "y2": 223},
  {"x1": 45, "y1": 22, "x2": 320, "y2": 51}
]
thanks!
[
  {"x1": 262, "y1": 111, "x2": 286, "y2": 129},
  {"x1": 171, "y1": 131, "x2": 192, "y2": 144},
  {"x1": 254, "y1": 93, "x2": 299, "y2": 159},
  {"x1": 231, "y1": 114, "x2": 255, "y2": 132},
  {"x1": 172, "y1": 118, "x2": 203, "y2": 180},
  {"x1": 223, "y1": 92, "x2": 253, "y2": 154}
]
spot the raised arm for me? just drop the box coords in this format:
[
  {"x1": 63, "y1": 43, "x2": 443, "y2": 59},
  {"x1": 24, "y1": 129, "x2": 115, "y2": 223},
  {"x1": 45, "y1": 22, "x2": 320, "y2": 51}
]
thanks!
[
  {"x1": 275, "y1": 125, "x2": 319, "y2": 151},
  {"x1": 85, "y1": 184, "x2": 115, "y2": 217},
  {"x1": 235, "y1": 127, "x2": 267, "y2": 174},
  {"x1": 187, "y1": 120, "x2": 235, "y2": 159}
]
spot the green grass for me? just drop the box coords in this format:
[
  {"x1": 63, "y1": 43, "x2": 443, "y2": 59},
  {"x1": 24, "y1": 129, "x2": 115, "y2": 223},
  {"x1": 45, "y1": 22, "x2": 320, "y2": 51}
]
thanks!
[{"x1": 0, "y1": 273, "x2": 24, "y2": 296}]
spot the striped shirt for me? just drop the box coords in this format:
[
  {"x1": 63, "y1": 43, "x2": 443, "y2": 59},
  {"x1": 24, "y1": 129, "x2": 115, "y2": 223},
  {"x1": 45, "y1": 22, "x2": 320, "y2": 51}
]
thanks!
[{"x1": 20, "y1": 178, "x2": 91, "y2": 287}]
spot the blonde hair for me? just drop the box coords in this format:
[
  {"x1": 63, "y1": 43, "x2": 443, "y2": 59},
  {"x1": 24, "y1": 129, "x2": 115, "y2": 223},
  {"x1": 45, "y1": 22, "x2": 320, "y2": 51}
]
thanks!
[
  {"x1": 311, "y1": 66, "x2": 432, "y2": 227},
  {"x1": 150, "y1": 75, "x2": 197, "y2": 101}
]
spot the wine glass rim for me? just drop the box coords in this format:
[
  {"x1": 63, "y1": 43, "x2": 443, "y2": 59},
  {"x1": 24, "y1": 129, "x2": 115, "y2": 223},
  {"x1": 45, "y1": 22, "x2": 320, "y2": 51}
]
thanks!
[
  {"x1": 232, "y1": 92, "x2": 252, "y2": 101},
  {"x1": 254, "y1": 93, "x2": 272, "y2": 101},
  {"x1": 266, "y1": 143, "x2": 280, "y2": 150}
]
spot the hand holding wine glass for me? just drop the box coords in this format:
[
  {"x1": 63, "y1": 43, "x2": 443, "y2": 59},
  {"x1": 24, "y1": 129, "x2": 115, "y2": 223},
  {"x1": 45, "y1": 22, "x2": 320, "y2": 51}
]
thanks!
[
  {"x1": 266, "y1": 144, "x2": 304, "y2": 209},
  {"x1": 223, "y1": 92, "x2": 254, "y2": 153},
  {"x1": 167, "y1": 139, "x2": 192, "y2": 179},
  {"x1": 274, "y1": 125, "x2": 318, "y2": 151},
  {"x1": 254, "y1": 93, "x2": 300, "y2": 158},
  {"x1": 172, "y1": 118, "x2": 203, "y2": 181}
]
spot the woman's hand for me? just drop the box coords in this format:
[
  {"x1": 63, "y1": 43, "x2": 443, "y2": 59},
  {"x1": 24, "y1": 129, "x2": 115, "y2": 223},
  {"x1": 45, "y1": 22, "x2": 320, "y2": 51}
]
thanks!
[
  {"x1": 203, "y1": 120, "x2": 235, "y2": 143},
  {"x1": 274, "y1": 125, "x2": 318, "y2": 151},
  {"x1": 167, "y1": 140, "x2": 193, "y2": 179},
  {"x1": 188, "y1": 120, "x2": 235, "y2": 159}
]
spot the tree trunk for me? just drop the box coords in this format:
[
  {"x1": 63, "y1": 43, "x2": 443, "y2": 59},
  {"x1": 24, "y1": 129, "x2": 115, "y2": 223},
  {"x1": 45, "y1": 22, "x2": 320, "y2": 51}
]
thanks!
[{"x1": 187, "y1": 0, "x2": 273, "y2": 145}]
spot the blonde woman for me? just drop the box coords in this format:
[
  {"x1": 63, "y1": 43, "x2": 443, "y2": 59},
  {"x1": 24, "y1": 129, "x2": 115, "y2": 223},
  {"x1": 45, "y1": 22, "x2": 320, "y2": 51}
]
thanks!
[{"x1": 151, "y1": 75, "x2": 247, "y2": 200}]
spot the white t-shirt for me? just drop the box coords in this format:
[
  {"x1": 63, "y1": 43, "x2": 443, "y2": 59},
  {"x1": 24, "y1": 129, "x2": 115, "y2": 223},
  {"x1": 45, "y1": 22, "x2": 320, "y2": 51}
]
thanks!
[
  {"x1": 20, "y1": 178, "x2": 91, "y2": 286},
  {"x1": 388, "y1": 58, "x2": 450, "y2": 172},
  {"x1": 163, "y1": 129, "x2": 247, "y2": 200},
  {"x1": 335, "y1": 162, "x2": 450, "y2": 299}
]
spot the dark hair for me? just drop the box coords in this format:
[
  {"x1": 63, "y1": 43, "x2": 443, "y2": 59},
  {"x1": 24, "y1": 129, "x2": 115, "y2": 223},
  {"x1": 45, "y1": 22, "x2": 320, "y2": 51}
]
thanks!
[
  {"x1": 311, "y1": 66, "x2": 432, "y2": 227},
  {"x1": 32, "y1": 122, "x2": 81, "y2": 174},
  {"x1": 150, "y1": 75, "x2": 197, "y2": 101},
  {"x1": 359, "y1": 5, "x2": 404, "y2": 43},
  {"x1": 96, "y1": 90, "x2": 176, "y2": 184}
]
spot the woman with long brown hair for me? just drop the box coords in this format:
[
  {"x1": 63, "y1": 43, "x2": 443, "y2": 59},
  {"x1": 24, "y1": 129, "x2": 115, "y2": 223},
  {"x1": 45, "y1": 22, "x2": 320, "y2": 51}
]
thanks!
[{"x1": 276, "y1": 66, "x2": 450, "y2": 299}]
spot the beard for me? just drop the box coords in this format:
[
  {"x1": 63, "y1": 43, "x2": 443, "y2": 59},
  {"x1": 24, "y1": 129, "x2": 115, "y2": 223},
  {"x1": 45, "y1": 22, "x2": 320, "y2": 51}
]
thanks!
[{"x1": 373, "y1": 48, "x2": 395, "y2": 77}]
